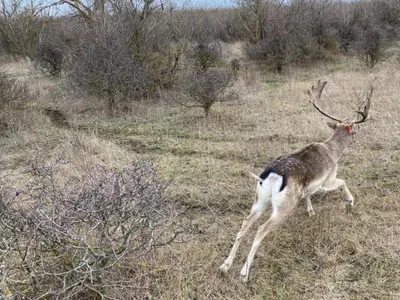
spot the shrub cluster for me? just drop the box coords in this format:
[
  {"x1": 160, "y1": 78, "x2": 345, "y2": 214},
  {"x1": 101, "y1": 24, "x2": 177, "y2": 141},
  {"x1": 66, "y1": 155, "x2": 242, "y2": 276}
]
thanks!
[
  {"x1": 35, "y1": 43, "x2": 64, "y2": 77},
  {"x1": 0, "y1": 0, "x2": 399, "y2": 107},
  {"x1": 244, "y1": 0, "x2": 400, "y2": 71},
  {"x1": 0, "y1": 72, "x2": 29, "y2": 110},
  {"x1": 0, "y1": 160, "x2": 179, "y2": 299}
]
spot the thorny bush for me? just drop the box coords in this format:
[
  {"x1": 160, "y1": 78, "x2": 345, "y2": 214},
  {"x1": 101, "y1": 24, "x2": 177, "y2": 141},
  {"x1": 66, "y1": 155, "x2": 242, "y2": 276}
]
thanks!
[
  {"x1": 0, "y1": 72, "x2": 29, "y2": 110},
  {"x1": 0, "y1": 160, "x2": 181, "y2": 299}
]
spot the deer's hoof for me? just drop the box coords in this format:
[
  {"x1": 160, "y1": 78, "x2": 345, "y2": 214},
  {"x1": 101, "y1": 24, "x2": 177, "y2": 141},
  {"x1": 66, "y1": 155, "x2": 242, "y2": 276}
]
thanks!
[{"x1": 219, "y1": 262, "x2": 231, "y2": 274}]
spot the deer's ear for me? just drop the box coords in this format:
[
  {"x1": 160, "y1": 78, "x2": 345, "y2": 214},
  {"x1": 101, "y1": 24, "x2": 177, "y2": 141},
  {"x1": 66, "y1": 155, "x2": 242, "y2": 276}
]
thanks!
[{"x1": 326, "y1": 121, "x2": 337, "y2": 130}]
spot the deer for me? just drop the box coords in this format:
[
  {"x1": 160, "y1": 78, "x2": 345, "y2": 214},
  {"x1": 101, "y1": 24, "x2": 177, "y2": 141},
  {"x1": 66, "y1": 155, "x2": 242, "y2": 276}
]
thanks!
[{"x1": 219, "y1": 80, "x2": 374, "y2": 282}]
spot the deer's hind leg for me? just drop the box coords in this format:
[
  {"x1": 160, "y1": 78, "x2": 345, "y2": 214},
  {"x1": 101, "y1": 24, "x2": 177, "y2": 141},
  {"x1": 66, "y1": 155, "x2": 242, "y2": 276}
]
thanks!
[
  {"x1": 239, "y1": 191, "x2": 300, "y2": 282},
  {"x1": 219, "y1": 188, "x2": 270, "y2": 273}
]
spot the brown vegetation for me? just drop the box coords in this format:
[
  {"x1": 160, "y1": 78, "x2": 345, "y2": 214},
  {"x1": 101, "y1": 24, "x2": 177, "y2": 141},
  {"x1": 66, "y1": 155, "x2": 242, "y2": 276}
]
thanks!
[{"x1": 0, "y1": 0, "x2": 400, "y2": 299}]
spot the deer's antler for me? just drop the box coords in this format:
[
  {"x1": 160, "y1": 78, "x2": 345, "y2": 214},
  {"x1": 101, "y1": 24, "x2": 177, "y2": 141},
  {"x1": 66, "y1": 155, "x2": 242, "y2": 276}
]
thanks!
[
  {"x1": 308, "y1": 80, "x2": 344, "y2": 123},
  {"x1": 352, "y1": 79, "x2": 375, "y2": 124}
]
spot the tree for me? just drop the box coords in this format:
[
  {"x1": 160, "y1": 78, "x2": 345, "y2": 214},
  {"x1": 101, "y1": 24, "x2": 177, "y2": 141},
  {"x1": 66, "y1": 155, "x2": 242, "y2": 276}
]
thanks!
[
  {"x1": 0, "y1": 0, "x2": 51, "y2": 57},
  {"x1": 237, "y1": 0, "x2": 269, "y2": 43}
]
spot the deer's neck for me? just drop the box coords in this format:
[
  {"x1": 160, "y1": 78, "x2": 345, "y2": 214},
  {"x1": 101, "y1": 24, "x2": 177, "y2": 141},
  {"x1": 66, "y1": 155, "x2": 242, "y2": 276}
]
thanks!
[{"x1": 323, "y1": 132, "x2": 351, "y2": 161}]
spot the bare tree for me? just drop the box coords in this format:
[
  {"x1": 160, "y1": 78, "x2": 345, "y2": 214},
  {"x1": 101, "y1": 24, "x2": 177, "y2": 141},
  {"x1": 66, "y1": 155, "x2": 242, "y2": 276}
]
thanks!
[
  {"x1": 0, "y1": 0, "x2": 51, "y2": 57},
  {"x1": 58, "y1": 0, "x2": 168, "y2": 22},
  {"x1": 237, "y1": 0, "x2": 270, "y2": 43}
]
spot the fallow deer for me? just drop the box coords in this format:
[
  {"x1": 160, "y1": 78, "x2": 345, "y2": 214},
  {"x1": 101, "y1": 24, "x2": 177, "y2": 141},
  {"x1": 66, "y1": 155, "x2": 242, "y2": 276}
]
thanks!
[{"x1": 219, "y1": 80, "x2": 374, "y2": 282}]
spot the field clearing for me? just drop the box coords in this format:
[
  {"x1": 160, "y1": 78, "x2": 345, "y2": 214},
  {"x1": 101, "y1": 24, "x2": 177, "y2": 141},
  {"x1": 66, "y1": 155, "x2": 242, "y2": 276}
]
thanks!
[{"x1": 1, "y1": 57, "x2": 400, "y2": 299}]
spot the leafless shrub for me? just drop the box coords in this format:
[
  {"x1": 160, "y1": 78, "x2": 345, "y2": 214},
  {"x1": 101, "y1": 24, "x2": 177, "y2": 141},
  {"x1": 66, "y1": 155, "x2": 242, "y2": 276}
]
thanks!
[
  {"x1": 67, "y1": 3, "x2": 192, "y2": 109},
  {"x1": 214, "y1": 9, "x2": 246, "y2": 42},
  {"x1": 352, "y1": 26, "x2": 388, "y2": 68},
  {"x1": 0, "y1": 72, "x2": 29, "y2": 110},
  {"x1": 372, "y1": 0, "x2": 400, "y2": 28},
  {"x1": 178, "y1": 68, "x2": 234, "y2": 117},
  {"x1": 35, "y1": 43, "x2": 63, "y2": 77},
  {"x1": 287, "y1": 0, "x2": 339, "y2": 58},
  {"x1": 69, "y1": 25, "x2": 148, "y2": 110},
  {"x1": 190, "y1": 42, "x2": 223, "y2": 71},
  {"x1": 0, "y1": 160, "x2": 180, "y2": 299},
  {"x1": 244, "y1": 0, "x2": 329, "y2": 72},
  {"x1": 242, "y1": 0, "x2": 399, "y2": 71},
  {"x1": 246, "y1": 31, "x2": 288, "y2": 73},
  {"x1": 331, "y1": 5, "x2": 358, "y2": 54}
]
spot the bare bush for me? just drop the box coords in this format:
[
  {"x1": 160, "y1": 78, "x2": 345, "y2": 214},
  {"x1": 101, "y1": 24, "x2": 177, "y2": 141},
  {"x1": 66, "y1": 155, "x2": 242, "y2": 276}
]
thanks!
[
  {"x1": 0, "y1": 160, "x2": 180, "y2": 299},
  {"x1": 331, "y1": 4, "x2": 358, "y2": 53},
  {"x1": 287, "y1": 0, "x2": 339, "y2": 58},
  {"x1": 246, "y1": 31, "x2": 287, "y2": 73},
  {"x1": 353, "y1": 26, "x2": 388, "y2": 68},
  {"x1": 69, "y1": 24, "x2": 148, "y2": 110},
  {"x1": 372, "y1": 0, "x2": 400, "y2": 28},
  {"x1": 190, "y1": 42, "x2": 223, "y2": 71},
  {"x1": 67, "y1": 3, "x2": 192, "y2": 109},
  {"x1": 244, "y1": 0, "x2": 332, "y2": 72},
  {"x1": 242, "y1": 0, "x2": 400, "y2": 71},
  {"x1": 35, "y1": 43, "x2": 63, "y2": 77},
  {"x1": 179, "y1": 68, "x2": 234, "y2": 117},
  {"x1": 0, "y1": 72, "x2": 29, "y2": 110}
]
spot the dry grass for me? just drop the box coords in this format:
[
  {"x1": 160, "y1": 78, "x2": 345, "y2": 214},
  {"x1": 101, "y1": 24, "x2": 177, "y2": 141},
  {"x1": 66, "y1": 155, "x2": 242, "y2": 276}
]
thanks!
[{"x1": 1, "y1": 53, "x2": 400, "y2": 299}]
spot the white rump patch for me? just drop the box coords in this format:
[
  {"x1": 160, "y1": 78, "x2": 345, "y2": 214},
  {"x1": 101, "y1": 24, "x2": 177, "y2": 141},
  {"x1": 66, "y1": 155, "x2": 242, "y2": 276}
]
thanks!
[{"x1": 254, "y1": 173, "x2": 284, "y2": 213}]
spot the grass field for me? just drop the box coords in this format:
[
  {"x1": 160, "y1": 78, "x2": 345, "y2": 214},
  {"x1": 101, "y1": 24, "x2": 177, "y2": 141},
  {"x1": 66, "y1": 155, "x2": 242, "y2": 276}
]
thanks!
[{"x1": 1, "y1": 53, "x2": 400, "y2": 299}]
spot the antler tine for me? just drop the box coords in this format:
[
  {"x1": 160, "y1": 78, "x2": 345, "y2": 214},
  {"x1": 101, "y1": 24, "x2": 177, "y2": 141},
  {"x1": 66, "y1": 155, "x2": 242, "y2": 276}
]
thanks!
[
  {"x1": 308, "y1": 80, "x2": 344, "y2": 123},
  {"x1": 353, "y1": 80, "x2": 375, "y2": 124}
]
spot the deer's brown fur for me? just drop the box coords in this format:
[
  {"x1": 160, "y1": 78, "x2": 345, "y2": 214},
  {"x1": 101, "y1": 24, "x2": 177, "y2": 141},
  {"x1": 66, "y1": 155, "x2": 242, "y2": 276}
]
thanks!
[{"x1": 261, "y1": 123, "x2": 353, "y2": 191}]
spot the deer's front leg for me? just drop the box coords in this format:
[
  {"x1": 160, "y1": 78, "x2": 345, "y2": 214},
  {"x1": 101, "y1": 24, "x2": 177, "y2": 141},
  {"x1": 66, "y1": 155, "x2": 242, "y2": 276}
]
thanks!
[
  {"x1": 306, "y1": 196, "x2": 315, "y2": 216},
  {"x1": 321, "y1": 178, "x2": 354, "y2": 208}
]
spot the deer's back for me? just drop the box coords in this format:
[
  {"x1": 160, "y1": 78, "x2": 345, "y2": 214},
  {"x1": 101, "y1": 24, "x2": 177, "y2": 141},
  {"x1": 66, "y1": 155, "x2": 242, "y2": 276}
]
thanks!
[{"x1": 260, "y1": 143, "x2": 335, "y2": 191}]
